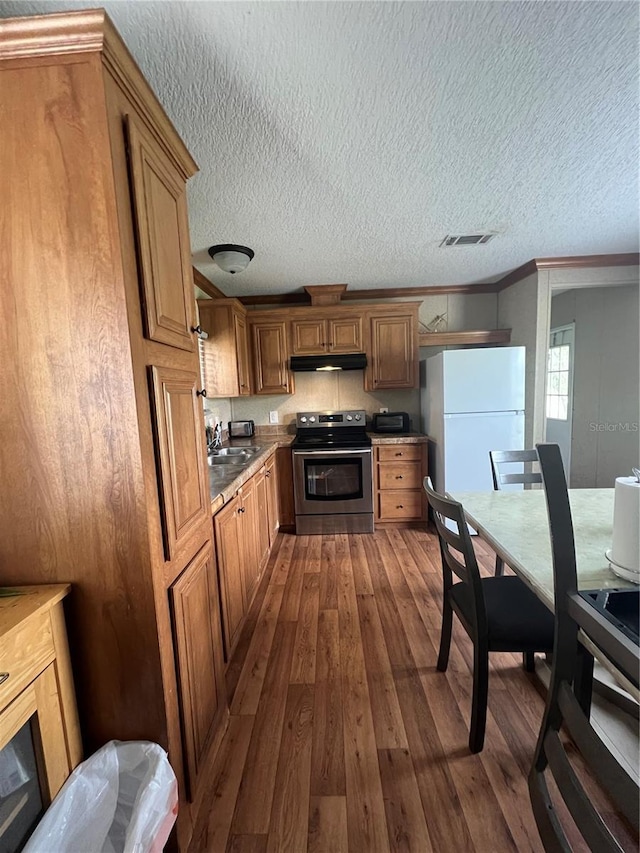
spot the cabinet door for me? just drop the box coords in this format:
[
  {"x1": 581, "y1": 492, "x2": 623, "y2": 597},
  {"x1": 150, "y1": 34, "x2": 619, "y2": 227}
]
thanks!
[
  {"x1": 265, "y1": 454, "x2": 280, "y2": 546},
  {"x1": 214, "y1": 497, "x2": 245, "y2": 657},
  {"x1": 150, "y1": 366, "x2": 209, "y2": 560},
  {"x1": 170, "y1": 543, "x2": 225, "y2": 799},
  {"x1": 234, "y1": 312, "x2": 251, "y2": 396},
  {"x1": 239, "y1": 479, "x2": 259, "y2": 606},
  {"x1": 0, "y1": 665, "x2": 69, "y2": 813},
  {"x1": 329, "y1": 316, "x2": 362, "y2": 353},
  {"x1": 276, "y1": 448, "x2": 296, "y2": 528},
  {"x1": 253, "y1": 468, "x2": 270, "y2": 573},
  {"x1": 368, "y1": 314, "x2": 416, "y2": 389},
  {"x1": 126, "y1": 115, "x2": 196, "y2": 352},
  {"x1": 251, "y1": 321, "x2": 292, "y2": 395},
  {"x1": 291, "y1": 319, "x2": 327, "y2": 354}
]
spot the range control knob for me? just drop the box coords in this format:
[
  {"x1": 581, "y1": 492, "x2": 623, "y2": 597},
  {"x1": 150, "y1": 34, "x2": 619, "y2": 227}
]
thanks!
[
  {"x1": 300, "y1": 416, "x2": 307, "y2": 423},
  {"x1": 354, "y1": 414, "x2": 361, "y2": 421},
  {"x1": 346, "y1": 415, "x2": 353, "y2": 421},
  {"x1": 309, "y1": 416, "x2": 316, "y2": 423}
]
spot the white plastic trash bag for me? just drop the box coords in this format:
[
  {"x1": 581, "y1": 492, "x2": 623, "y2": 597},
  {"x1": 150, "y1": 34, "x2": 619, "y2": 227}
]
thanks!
[{"x1": 24, "y1": 740, "x2": 178, "y2": 853}]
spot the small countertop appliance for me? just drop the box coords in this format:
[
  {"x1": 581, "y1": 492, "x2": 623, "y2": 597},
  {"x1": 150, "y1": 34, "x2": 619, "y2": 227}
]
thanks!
[{"x1": 228, "y1": 420, "x2": 255, "y2": 438}]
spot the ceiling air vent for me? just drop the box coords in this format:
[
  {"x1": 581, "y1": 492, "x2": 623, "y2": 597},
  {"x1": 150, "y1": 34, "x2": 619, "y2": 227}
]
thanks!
[{"x1": 440, "y1": 233, "x2": 496, "y2": 247}]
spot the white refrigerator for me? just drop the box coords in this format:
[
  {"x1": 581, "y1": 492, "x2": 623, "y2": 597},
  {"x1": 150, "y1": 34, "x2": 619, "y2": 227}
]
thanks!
[{"x1": 422, "y1": 347, "x2": 526, "y2": 496}]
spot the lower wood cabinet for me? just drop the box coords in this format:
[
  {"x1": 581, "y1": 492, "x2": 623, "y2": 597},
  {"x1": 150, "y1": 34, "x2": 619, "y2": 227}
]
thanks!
[
  {"x1": 0, "y1": 587, "x2": 82, "y2": 850},
  {"x1": 265, "y1": 453, "x2": 279, "y2": 545},
  {"x1": 374, "y1": 443, "x2": 428, "y2": 525},
  {"x1": 213, "y1": 452, "x2": 280, "y2": 661},
  {"x1": 169, "y1": 543, "x2": 226, "y2": 800},
  {"x1": 276, "y1": 447, "x2": 295, "y2": 530}
]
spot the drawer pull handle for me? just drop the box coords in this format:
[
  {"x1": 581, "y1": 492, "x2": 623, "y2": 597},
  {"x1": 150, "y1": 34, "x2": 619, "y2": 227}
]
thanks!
[{"x1": 0, "y1": 673, "x2": 9, "y2": 685}]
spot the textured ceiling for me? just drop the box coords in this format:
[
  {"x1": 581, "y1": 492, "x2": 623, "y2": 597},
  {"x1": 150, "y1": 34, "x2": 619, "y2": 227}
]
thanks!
[{"x1": 2, "y1": 1, "x2": 638, "y2": 295}]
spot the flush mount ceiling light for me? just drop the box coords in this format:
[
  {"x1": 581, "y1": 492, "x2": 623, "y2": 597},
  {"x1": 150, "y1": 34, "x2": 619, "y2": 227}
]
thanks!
[{"x1": 207, "y1": 244, "x2": 254, "y2": 274}]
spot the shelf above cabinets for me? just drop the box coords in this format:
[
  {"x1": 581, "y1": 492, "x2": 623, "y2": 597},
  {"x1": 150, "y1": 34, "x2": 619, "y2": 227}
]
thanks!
[{"x1": 418, "y1": 329, "x2": 512, "y2": 347}]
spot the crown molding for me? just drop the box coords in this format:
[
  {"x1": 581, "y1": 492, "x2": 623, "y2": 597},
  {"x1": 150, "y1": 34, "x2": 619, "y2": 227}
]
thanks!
[
  {"x1": 193, "y1": 267, "x2": 226, "y2": 299},
  {"x1": 496, "y1": 253, "x2": 640, "y2": 291}
]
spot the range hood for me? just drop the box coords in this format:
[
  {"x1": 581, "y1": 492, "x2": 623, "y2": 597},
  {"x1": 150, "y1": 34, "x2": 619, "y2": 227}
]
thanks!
[{"x1": 290, "y1": 353, "x2": 367, "y2": 372}]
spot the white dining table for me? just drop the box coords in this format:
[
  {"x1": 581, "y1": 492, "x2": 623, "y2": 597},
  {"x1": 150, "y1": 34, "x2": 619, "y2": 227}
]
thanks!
[{"x1": 449, "y1": 488, "x2": 639, "y2": 700}]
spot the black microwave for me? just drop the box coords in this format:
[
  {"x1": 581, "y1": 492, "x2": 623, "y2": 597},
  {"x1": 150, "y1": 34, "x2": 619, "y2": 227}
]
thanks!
[{"x1": 371, "y1": 412, "x2": 411, "y2": 433}]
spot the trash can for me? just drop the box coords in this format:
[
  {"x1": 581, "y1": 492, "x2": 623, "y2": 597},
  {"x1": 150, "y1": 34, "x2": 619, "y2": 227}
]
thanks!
[{"x1": 23, "y1": 740, "x2": 178, "y2": 853}]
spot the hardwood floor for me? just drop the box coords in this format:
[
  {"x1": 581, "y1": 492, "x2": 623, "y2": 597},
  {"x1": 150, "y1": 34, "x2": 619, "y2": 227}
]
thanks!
[{"x1": 189, "y1": 528, "x2": 550, "y2": 852}]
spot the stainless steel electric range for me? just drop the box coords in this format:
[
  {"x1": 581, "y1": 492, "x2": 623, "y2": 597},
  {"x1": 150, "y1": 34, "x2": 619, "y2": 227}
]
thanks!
[{"x1": 292, "y1": 409, "x2": 374, "y2": 534}]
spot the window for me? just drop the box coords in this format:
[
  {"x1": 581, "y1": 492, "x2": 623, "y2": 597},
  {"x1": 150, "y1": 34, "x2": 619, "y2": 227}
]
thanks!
[{"x1": 546, "y1": 328, "x2": 572, "y2": 420}]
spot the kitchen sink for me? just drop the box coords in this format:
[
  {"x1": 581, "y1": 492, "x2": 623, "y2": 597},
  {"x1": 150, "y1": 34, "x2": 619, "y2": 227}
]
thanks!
[
  {"x1": 208, "y1": 456, "x2": 247, "y2": 466},
  {"x1": 209, "y1": 446, "x2": 262, "y2": 456}
]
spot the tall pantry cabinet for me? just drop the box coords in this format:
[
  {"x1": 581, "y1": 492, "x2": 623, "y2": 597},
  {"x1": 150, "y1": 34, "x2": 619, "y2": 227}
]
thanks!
[{"x1": 0, "y1": 10, "x2": 226, "y2": 848}]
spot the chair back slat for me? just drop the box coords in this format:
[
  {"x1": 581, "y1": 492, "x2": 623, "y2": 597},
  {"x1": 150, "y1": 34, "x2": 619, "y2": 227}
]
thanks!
[
  {"x1": 568, "y1": 596, "x2": 639, "y2": 692},
  {"x1": 500, "y1": 472, "x2": 544, "y2": 485},
  {"x1": 557, "y1": 682, "x2": 639, "y2": 830},
  {"x1": 490, "y1": 448, "x2": 542, "y2": 490},
  {"x1": 543, "y1": 731, "x2": 623, "y2": 853}
]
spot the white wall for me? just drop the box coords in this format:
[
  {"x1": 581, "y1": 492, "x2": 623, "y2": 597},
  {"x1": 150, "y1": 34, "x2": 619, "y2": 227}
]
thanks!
[
  {"x1": 497, "y1": 272, "x2": 550, "y2": 447},
  {"x1": 550, "y1": 282, "x2": 640, "y2": 487}
]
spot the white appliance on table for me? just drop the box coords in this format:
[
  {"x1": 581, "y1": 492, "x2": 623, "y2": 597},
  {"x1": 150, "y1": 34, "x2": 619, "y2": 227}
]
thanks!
[{"x1": 422, "y1": 347, "x2": 526, "y2": 497}]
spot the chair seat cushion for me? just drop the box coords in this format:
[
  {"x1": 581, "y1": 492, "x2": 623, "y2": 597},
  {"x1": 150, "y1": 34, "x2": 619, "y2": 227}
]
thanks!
[{"x1": 449, "y1": 576, "x2": 555, "y2": 652}]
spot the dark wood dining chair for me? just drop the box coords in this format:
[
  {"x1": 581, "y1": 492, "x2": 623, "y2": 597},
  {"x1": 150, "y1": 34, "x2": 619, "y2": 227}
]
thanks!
[
  {"x1": 489, "y1": 449, "x2": 543, "y2": 576},
  {"x1": 424, "y1": 476, "x2": 555, "y2": 753},
  {"x1": 530, "y1": 443, "x2": 639, "y2": 851}
]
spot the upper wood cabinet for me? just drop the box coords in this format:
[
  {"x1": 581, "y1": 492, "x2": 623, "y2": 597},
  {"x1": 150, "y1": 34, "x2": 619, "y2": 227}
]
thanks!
[
  {"x1": 250, "y1": 319, "x2": 293, "y2": 395},
  {"x1": 150, "y1": 366, "x2": 210, "y2": 560},
  {"x1": 365, "y1": 304, "x2": 420, "y2": 390},
  {"x1": 198, "y1": 299, "x2": 251, "y2": 397},
  {"x1": 170, "y1": 544, "x2": 226, "y2": 800},
  {"x1": 290, "y1": 315, "x2": 362, "y2": 354},
  {"x1": 126, "y1": 115, "x2": 196, "y2": 352}
]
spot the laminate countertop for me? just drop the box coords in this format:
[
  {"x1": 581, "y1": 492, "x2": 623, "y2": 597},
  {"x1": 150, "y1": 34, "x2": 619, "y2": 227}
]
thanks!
[
  {"x1": 209, "y1": 436, "x2": 293, "y2": 514},
  {"x1": 368, "y1": 432, "x2": 429, "y2": 445}
]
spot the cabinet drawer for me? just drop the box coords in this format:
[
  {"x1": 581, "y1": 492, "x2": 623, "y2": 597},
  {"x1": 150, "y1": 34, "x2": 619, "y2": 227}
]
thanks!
[
  {"x1": 378, "y1": 490, "x2": 424, "y2": 520},
  {"x1": 377, "y1": 444, "x2": 423, "y2": 463},
  {"x1": 378, "y1": 462, "x2": 422, "y2": 490},
  {"x1": 0, "y1": 612, "x2": 54, "y2": 711}
]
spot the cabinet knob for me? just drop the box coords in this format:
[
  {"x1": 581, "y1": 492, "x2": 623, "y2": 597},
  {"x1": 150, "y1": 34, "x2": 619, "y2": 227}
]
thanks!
[
  {"x1": 396, "y1": 505, "x2": 404, "y2": 509},
  {"x1": 191, "y1": 324, "x2": 202, "y2": 334},
  {"x1": 238, "y1": 506, "x2": 245, "y2": 514},
  {"x1": 265, "y1": 471, "x2": 271, "y2": 478},
  {"x1": 395, "y1": 452, "x2": 403, "y2": 457},
  {"x1": 0, "y1": 672, "x2": 9, "y2": 685},
  {"x1": 396, "y1": 475, "x2": 403, "y2": 479},
  {"x1": 196, "y1": 389, "x2": 207, "y2": 398}
]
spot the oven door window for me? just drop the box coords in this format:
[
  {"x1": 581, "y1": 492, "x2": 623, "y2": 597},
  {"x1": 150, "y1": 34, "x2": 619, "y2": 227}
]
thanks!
[{"x1": 304, "y1": 458, "x2": 363, "y2": 501}]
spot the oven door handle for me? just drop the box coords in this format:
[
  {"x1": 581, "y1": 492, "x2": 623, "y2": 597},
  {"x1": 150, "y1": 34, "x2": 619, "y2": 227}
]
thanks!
[{"x1": 293, "y1": 449, "x2": 372, "y2": 455}]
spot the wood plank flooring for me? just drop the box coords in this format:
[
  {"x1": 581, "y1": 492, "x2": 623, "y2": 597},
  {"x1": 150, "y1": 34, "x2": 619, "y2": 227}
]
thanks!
[{"x1": 188, "y1": 529, "x2": 559, "y2": 852}]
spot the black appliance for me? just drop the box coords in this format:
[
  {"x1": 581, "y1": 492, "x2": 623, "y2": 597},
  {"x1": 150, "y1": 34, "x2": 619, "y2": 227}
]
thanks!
[
  {"x1": 290, "y1": 353, "x2": 367, "y2": 372},
  {"x1": 292, "y1": 410, "x2": 373, "y2": 534},
  {"x1": 371, "y1": 411, "x2": 411, "y2": 433}
]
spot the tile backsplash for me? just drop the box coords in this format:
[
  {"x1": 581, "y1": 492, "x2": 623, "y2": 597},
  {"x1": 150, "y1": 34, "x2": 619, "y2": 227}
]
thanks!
[{"x1": 228, "y1": 371, "x2": 420, "y2": 428}]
